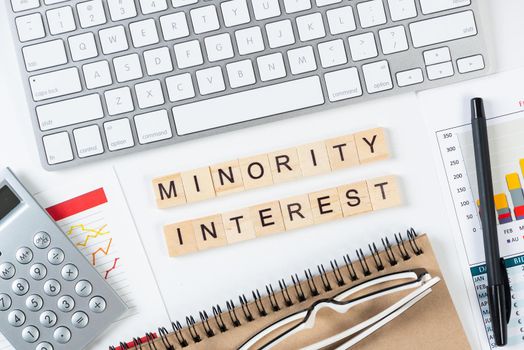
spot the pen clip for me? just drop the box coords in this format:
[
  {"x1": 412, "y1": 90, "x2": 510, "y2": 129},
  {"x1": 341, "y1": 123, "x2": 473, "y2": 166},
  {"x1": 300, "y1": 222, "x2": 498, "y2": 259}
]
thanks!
[{"x1": 501, "y1": 258, "x2": 511, "y2": 324}]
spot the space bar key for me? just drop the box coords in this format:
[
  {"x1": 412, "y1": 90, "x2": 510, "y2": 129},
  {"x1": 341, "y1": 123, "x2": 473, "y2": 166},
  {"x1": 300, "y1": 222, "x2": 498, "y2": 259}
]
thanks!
[{"x1": 172, "y1": 76, "x2": 325, "y2": 135}]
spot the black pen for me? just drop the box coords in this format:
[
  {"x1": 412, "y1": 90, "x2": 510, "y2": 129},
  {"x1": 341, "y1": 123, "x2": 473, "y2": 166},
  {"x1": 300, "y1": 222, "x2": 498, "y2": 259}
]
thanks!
[{"x1": 471, "y1": 97, "x2": 511, "y2": 346}]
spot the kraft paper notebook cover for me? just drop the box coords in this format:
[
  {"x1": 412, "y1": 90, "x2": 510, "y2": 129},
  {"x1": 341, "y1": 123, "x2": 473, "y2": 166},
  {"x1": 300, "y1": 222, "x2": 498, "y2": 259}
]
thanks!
[{"x1": 113, "y1": 231, "x2": 470, "y2": 350}]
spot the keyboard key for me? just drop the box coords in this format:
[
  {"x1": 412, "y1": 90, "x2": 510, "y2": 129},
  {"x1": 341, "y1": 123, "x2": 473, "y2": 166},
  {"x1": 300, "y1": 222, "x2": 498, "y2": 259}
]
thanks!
[
  {"x1": 36, "y1": 342, "x2": 54, "y2": 350},
  {"x1": 144, "y1": 47, "x2": 173, "y2": 75},
  {"x1": 160, "y1": 12, "x2": 190, "y2": 40},
  {"x1": 53, "y1": 326, "x2": 71, "y2": 344},
  {"x1": 37, "y1": 94, "x2": 104, "y2": 131},
  {"x1": 283, "y1": 0, "x2": 311, "y2": 14},
  {"x1": 196, "y1": 66, "x2": 226, "y2": 95},
  {"x1": 0, "y1": 263, "x2": 16, "y2": 280},
  {"x1": 357, "y1": 0, "x2": 387, "y2": 28},
  {"x1": 11, "y1": 0, "x2": 40, "y2": 12},
  {"x1": 0, "y1": 294, "x2": 12, "y2": 311},
  {"x1": 99, "y1": 26, "x2": 129, "y2": 55},
  {"x1": 89, "y1": 296, "x2": 107, "y2": 313},
  {"x1": 108, "y1": 0, "x2": 138, "y2": 21},
  {"x1": 348, "y1": 32, "x2": 378, "y2": 61},
  {"x1": 288, "y1": 46, "x2": 317, "y2": 75},
  {"x1": 457, "y1": 55, "x2": 485, "y2": 73},
  {"x1": 29, "y1": 263, "x2": 47, "y2": 280},
  {"x1": 105, "y1": 87, "x2": 134, "y2": 115},
  {"x1": 47, "y1": 248, "x2": 65, "y2": 265},
  {"x1": 43, "y1": 280, "x2": 61, "y2": 296},
  {"x1": 266, "y1": 20, "x2": 295, "y2": 49},
  {"x1": 326, "y1": 6, "x2": 356, "y2": 35},
  {"x1": 44, "y1": 0, "x2": 68, "y2": 3},
  {"x1": 23, "y1": 40, "x2": 67, "y2": 72},
  {"x1": 30, "y1": 68, "x2": 82, "y2": 101},
  {"x1": 25, "y1": 295, "x2": 44, "y2": 312},
  {"x1": 257, "y1": 53, "x2": 286, "y2": 81},
  {"x1": 252, "y1": 0, "x2": 281, "y2": 20},
  {"x1": 396, "y1": 68, "x2": 424, "y2": 88},
  {"x1": 136, "y1": 80, "x2": 165, "y2": 108},
  {"x1": 74, "y1": 125, "x2": 104, "y2": 158},
  {"x1": 134, "y1": 110, "x2": 172, "y2": 144},
  {"x1": 77, "y1": 0, "x2": 107, "y2": 28},
  {"x1": 39, "y1": 311, "x2": 57, "y2": 328},
  {"x1": 362, "y1": 60, "x2": 393, "y2": 93},
  {"x1": 174, "y1": 40, "x2": 204, "y2": 68},
  {"x1": 423, "y1": 47, "x2": 451, "y2": 65},
  {"x1": 104, "y1": 118, "x2": 135, "y2": 151},
  {"x1": 46, "y1": 6, "x2": 76, "y2": 35},
  {"x1": 15, "y1": 247, "x2": 33, "y2": 264},
  {"x1": 226, "y1": 60, "x2": 256, "y2": 88},
  {"x1": 204, "y1": 33, "x2": 234, "y2": 62},
  {"x1": 166, "y1": 73, "x2": 196, "y2": 101},
  {"x1": 114, "y1": 54, "x2": 143, "y2": 82},
  {"x1": 410, "y1": 10, "x2": 477, "y2": 48},
  {"x1": 315, "y1": 0, "x2": 341, "y2": 6},
  {"x1": 12, "y1": 278, "x2": 30, "y2": 296},
  {"x1": 8, "y1": 310, "x2": 25, "y2": 327},
  {"x1": 172, "y1": 0, "x2": 198, "y2": 6},
  {"x1": 33, "y1": 232, "x2": 51, "y2": 249},
  {"x1": 420, "y1": 0, "x2": 471, "y2": 15},
  {"x1": 57, "y1": 296, "x2": 75, "y2": 312},
  {"x1": 22, "y1": 325, "x2": 39, "y2": 343},
  {"x1": 72, "y1": 311, "x2": 89, "y2": 328},
  {"x1": 75, "y1": 280, "x2": 93, "y2": 297},
  {"x1": 130, "y1": 19, "x2": 160, "y2": 48},
  {"x1": 190, "y1": 5, "x2": 220, "y2": 34},
  {"x1": 69, "y1": 33, "x2": 98, "y2": 61},
  {"x1": 379, "y1": 26, "x2": 408, "y2": 55},
  {"x1": 139, "y1": 0, "x2": 167, "y2": 14},
  {"x1": 42, "y1": 133, "x2": 73, "y2": 165},
  {"x1": 296, "y1": 13, "x2": 325, "y2": 41},
  {"x1": 318, "y1": 39, "x2": 347, "y2": 68},
  {"x1": 426, "y1": 61, "x2": 454, "y2": 80},
  {"x1": 221, "y1": 0, "x2": 251, "y2": 27},
  {"x1": 235, "y1": 26, "x2": 264, "y2": 55},
  {"x1": 61, "y1": 264, "x2": 79, "y2": 281},
  {"x1": 324, "y1": 67, "x2": 362, "y2": 102},
  {"x1": 387, "y1": 0, "x2": 417, "y2": 21},
  {"x1": 173, "y1": 76, "x2": 324, "y2": 135},
  {"x1": 16, "y1": 13, "x2": 45, "y2": 42}
]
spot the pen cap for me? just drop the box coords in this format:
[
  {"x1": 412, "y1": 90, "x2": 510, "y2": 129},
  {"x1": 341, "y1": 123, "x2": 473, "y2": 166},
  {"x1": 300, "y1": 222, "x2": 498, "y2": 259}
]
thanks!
[{"x1": 471, "y1": 98, "x2": 485, "y2": 119}]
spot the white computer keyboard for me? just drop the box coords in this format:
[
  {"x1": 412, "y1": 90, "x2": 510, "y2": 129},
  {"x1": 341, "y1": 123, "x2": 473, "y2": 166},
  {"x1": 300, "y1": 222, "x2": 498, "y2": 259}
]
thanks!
[{"x1": 7, "y1": 0, "x2": 489, "y2": 170}]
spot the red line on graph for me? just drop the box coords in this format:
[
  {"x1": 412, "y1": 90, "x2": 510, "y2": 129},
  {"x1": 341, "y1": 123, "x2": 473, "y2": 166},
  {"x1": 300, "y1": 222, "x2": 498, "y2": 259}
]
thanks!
[
  {"x1": 104, "y1": 257, "x2": 120, "y2": 280},
  {"x1": 91, "y1": 238, "x2": 113, "y2": 266}
]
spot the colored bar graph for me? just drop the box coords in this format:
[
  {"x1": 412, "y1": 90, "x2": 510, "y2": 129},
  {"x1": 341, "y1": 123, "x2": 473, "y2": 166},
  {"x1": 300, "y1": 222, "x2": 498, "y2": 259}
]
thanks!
[
  {"x1": 506, "y1": 172, "x2": 524, "y2": 220},
  {"x1": 494, "y1": 194, "x2": 513, "y2": 224}
]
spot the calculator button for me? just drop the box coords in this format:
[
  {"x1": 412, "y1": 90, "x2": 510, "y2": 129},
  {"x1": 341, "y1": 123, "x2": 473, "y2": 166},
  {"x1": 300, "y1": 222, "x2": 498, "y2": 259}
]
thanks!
[
  {"x1": 53, "y1": 326, "x2": 71, "y2": 344},
  {"x1": 71, "y1": 311, "x2": 89, "y2": 328},
  {"x1": 47, "y1": 248, "x2": 65, "y2": 265},
  {"x1": 36, "y1": 342, "x2": 54, "y2": 350},
  {"x1": 75, "y1": 280, "x2": 92, "y2": 297},
  {"x1": 89, "y1": 296, "x2": 106, "y2": 313},
  {"x1": 30, "y1": 263, "x2": 47, "y2": 281},
  {"x1": 8, "y1": 310, "x2": 26, "y2": 327},
  {"x1": 34, "y1": 232, "x2": 51, "y2": 249},
  {"x1": 43, "y1": 280, "x2": 61, "y2": 296},
  {"x1": 12, "y1": 278, "x2": 30, "y2": 296},
  {"x1": 57, "y1": 295, "x2": 75, "y2": 312},
  {"x1": 26, "y1": 295, "x2": 44, "y2": 312},
  {"x1": 61, "y1": 264, "x2": 79, "y2": 281},
  {"x1": 0, "y1": 262, "x2": 16, "y2": 280},
  {"x1": 16, "y1": 247, "x2": 33, "y2": 264},
  {"x1": 0, "y1": 294, "x2": 12, "y2": 311},
  {"x1": 39, "y1": 310, "x2": 57, "y2": 328},
  {"x1": 22, "y1": 325, "x2": 39, "y2": 343}
]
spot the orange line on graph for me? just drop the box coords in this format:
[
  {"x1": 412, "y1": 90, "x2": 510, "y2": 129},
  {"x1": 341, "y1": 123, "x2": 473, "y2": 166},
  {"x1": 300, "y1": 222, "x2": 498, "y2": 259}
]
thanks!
[
  {"x1": 91, "y1": 238, "x2": 113, "y2": 266},
  {"x1": 67, "y1": 224, "x2": 109, "y2": 247},
  {"x1": 104, "y1": 257, "x2": 120, "y2": 280}
]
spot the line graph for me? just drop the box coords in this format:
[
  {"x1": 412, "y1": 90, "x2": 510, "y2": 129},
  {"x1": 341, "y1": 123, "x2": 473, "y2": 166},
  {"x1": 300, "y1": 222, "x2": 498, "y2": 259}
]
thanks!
[
  {"x1": 92, "y1": 238, "x2": 113, "y2": 265},
  {"x1": 104, "y1": 257, "x2": 120, "y2": 280},
  {"x1": 67, "y1": 224, "x2": 110, "y2": 247}
]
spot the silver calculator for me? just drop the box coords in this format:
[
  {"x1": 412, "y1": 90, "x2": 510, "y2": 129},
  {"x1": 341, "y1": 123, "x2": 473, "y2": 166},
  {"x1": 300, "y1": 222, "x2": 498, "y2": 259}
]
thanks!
[{"x1": 0, "y1": 168, "x2": 127, "y2": 350}]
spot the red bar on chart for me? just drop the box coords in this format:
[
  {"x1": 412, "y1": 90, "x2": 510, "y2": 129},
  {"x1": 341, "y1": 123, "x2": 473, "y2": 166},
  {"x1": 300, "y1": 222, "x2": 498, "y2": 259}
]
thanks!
[
  {"x1": 506, "y1": 172, "x2": 524, "y2": 220},
  {"x1": 46, "y1": 188, "x2": 107, "y2": 221},
  {"x1": 494, "y1": 194, "x2": 513, "y2": 224}
]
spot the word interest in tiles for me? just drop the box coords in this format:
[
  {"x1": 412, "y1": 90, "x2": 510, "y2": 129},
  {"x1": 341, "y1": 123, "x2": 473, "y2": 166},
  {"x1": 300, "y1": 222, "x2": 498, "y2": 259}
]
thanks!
[
  {"x1": 164, "y1": 175, "x2": 402, "y2": 257},
  {"x1": 153, "y1": 128, "x2": 390, "y2": 208}
]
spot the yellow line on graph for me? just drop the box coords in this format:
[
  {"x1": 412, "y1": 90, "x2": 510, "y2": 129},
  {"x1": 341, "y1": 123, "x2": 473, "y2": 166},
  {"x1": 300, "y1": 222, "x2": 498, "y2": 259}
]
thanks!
[{"x1": 67, "y1": 224, "x2": 109, "y2": 247}]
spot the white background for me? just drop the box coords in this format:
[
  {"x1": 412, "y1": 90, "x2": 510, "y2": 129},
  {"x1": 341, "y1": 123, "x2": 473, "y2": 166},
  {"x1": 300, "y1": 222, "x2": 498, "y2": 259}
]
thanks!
[{"x1": 2, "y1": 1, "x2": 524, "y2": 349}]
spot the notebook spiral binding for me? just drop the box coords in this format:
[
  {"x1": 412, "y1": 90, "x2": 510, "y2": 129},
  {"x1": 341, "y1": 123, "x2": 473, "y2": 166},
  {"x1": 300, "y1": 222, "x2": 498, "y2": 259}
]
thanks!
[{"x1": 111, "y1": 228, "x2": 423, "y2": 350}]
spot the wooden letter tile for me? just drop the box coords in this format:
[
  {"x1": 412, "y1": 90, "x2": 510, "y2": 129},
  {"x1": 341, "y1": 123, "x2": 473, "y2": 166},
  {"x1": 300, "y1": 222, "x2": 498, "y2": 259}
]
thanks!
[
  {"x1": 367, "y1": 175, "x2": 402, "y2": 210},
  {"x1": 153, "y1": 174, "x2": 186, "y2": 208},
  {"x1": 250, "y1": 201, "x2": 285, "y2": 237},
  {"x1": 239, "y1": 154, "x2": 274, "y2": 190},
  {"x1": 164, "y1": 221, "x2": 197, "y2": 257},
  {"x1": 280, "y1": 194, "x2": 314, "y2": 231},
  {"x1": 268, "y1": 147, "x2": 302, "y2": 183},
  {"x1": 222, "y1": 208, "x2": 256, "y2": 244},
  {"x1": 297, "y1": 141, "x2": 332, "y2": 177},
  {"x1": 210, "y1": 160, "x2": 245, "y2": 196},
  {"x1": 309, "y1": 188, "x2": 343, "y2": 224},
  {"x1": 181, "y1": 167, "x2": 216, "y2": 203},
  {"x1": 193, "y1": 215, "x2": 228, "y2": 251},
  {"x1": 337, "y1": 181, "x2": 373, "y2": 217},
  {"x1": 325, "y1": 134, "x2": 360, "y2": 170},
  {"x1": 354, "y1": 127, "x2": 390, "y2": 164}
]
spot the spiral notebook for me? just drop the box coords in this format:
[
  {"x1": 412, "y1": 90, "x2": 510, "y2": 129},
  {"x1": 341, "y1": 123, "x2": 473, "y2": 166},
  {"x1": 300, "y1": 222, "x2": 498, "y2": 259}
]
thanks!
[{"x1": 112, "y1": 231, "x2": 470, "y2": 350}]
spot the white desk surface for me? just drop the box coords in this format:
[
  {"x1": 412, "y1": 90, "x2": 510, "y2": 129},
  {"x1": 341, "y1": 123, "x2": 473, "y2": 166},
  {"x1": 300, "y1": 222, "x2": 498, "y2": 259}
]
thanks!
[{"x1": 1, "y1": 1, "x2": 524, "y2": 348}]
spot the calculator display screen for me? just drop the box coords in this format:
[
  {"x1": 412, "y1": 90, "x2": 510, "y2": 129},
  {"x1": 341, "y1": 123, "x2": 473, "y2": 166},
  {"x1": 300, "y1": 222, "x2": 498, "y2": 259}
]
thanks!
[{"x1": 0, "y1": 185, "x2": 20, "y2": 220}]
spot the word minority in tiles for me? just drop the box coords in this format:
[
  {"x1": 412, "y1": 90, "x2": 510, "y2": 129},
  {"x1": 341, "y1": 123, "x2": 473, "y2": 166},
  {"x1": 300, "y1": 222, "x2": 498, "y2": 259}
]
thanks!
[
  {"x1": 153, "y1": 128, "x2": 390, "y2": 208},
  {"x1": 164, "y1": 175, "x2": 402, "y2": 257}
]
